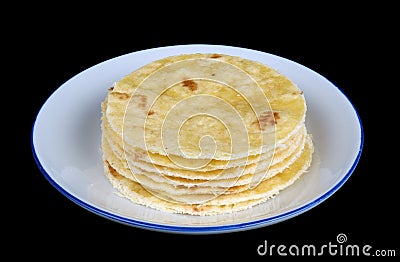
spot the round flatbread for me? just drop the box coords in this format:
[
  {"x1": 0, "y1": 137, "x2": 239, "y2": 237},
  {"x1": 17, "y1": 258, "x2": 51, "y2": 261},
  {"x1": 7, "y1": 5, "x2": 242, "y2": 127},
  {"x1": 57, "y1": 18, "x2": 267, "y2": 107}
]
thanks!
[
  {"x1": 105, "y1": 53, "x2": 306, "y2": 161},
  {"x1": 103, "y1": 136, "x2": 313, "y2": 215},
  {"x1": 100, "y1": 53, "x2": 313, "y2": 215}
]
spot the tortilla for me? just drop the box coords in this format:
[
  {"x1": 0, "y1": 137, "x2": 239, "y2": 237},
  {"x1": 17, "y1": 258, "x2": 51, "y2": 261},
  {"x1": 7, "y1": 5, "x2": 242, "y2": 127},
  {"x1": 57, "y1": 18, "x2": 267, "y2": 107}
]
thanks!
[
  {"x1": 100, "y1": 53, "x2": 313, "y2": 215},
  {"x1": 103, "y1": 136, "x2": 313, "y2": 215}
]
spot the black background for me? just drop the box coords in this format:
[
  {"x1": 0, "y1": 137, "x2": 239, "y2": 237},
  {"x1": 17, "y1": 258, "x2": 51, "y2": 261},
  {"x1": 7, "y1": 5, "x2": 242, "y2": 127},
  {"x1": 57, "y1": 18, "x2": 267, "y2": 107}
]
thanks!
[{"x1": 20, "y1": 5, "x2": 398, "y2": 260}]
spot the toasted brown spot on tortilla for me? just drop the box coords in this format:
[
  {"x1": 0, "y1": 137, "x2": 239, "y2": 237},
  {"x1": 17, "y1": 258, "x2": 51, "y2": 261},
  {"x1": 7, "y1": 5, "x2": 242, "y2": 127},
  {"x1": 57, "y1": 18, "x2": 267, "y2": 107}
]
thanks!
[
  {"x1": 273, "y1": 112, "x2": 280, "y2": 122},
  {"x1": 182, "y1": 79, "x2": 198, "y2": 91},
  {"x1": 210, "y1": 54, "x2": 222, "y2": 58},
  {"x1": 253, "y1": 111, "x2": 280, "y2": 130},
  {"x1": 112, "y1": 92, "x2": 130, "y2": 100},
  {"x1": 132, "y1": 94, "x2": 147, "y2": 108},
  {"x1": 106, "y1": 161, "x2": 118, "y2": 177},
  {"x1": 292, "y1": 90, "x2": 303, "y2": 95},
  {"x1": 192, "y1": 205, "x2": 204, "y2": 212}
]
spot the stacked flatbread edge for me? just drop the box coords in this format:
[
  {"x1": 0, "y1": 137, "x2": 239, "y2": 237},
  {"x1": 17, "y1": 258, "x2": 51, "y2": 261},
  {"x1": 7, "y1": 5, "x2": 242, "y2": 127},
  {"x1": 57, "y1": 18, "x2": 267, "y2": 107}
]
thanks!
[{"x1": 101, "y1": 53, "x2": 314, "y2": 216}]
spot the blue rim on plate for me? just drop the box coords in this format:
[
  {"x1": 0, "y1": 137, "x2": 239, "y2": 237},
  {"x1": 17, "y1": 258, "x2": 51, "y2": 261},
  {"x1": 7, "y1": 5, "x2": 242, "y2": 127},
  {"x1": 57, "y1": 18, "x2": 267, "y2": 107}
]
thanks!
[{"x1": 31, "y1": 45, "x2": 364, "y2": 234}]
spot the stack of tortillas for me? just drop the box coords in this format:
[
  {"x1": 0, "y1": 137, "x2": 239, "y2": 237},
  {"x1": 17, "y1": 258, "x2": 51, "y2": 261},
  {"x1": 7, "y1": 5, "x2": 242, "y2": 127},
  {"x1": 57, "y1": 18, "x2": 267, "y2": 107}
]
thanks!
[{"x1": 101, "y1": 53, "x2": 314, "y2": 215}]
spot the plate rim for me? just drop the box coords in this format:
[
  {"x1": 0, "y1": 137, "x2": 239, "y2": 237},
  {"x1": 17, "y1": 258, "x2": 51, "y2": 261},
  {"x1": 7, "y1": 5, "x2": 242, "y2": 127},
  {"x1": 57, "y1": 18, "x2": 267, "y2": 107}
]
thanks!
[{"x1": 31, "y1": 44, "x2": 364, "y2": 234}]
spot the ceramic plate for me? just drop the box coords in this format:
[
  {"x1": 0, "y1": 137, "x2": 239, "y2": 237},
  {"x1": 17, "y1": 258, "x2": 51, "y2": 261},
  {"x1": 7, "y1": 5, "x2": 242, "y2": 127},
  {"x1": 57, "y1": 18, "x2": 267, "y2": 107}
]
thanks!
[{"x1": 32, "y1": 44, "x2": 363, "y2": 234}]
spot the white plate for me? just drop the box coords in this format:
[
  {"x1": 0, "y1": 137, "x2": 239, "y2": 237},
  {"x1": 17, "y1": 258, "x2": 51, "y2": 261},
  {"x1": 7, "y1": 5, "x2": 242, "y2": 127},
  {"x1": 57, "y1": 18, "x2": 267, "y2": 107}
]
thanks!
[{"x1": 32, "y1": 44, "x2": 363, "y2": 234}]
